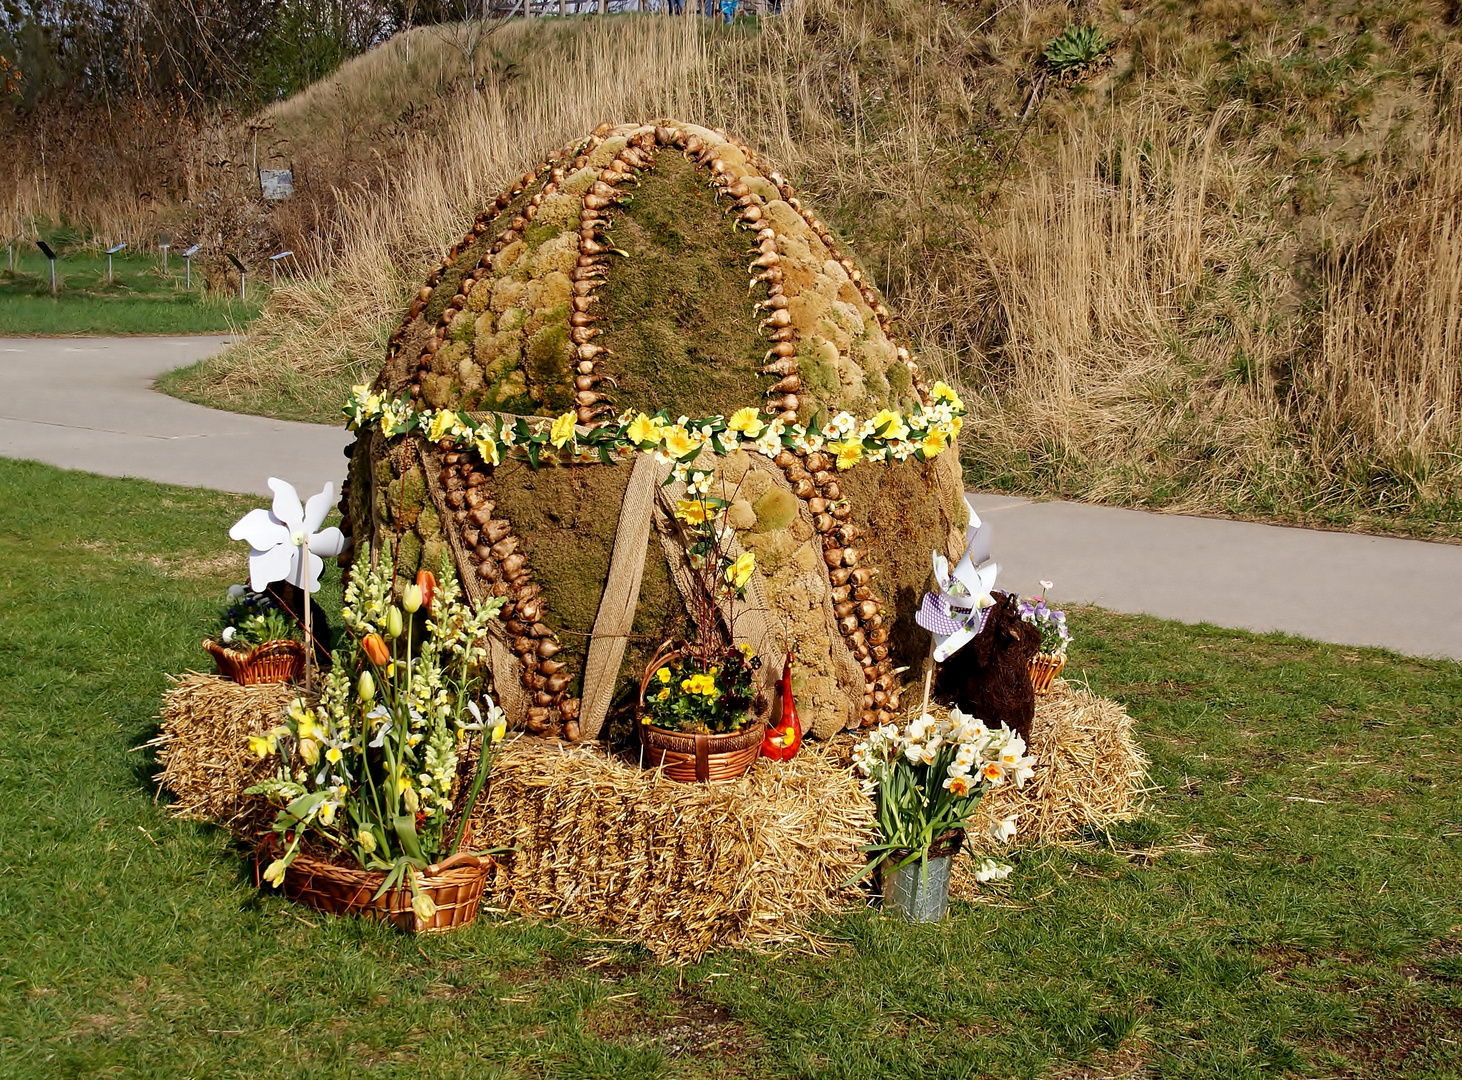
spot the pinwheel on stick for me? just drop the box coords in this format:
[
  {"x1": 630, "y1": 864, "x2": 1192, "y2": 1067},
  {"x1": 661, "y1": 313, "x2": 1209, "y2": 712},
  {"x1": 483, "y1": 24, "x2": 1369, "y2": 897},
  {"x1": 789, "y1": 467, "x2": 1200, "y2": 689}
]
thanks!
[
  {"x1": 229, "y1": 478, "x2": 346, "y2": 684},
  {"x1": 914, "y1": 510, "x2": 999, "y2": 717}
]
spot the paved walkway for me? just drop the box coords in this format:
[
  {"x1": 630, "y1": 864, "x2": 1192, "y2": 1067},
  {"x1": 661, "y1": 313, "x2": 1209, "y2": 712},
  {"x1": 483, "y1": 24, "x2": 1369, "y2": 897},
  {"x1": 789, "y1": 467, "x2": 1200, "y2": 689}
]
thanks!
[
  {"x1": 0, "y1": 337, "x2": 351, "y2": 498},
  {"x1": 970, "y1": 494, "x2": 1462, "y2": 661},
  {"x1": 1, "y1": 337, "x2": 1458, "y2": 660}
]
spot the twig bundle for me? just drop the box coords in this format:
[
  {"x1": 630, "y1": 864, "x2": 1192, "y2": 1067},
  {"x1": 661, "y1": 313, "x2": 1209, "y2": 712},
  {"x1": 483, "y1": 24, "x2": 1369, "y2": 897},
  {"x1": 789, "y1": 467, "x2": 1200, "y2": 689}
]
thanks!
[{"x1": 149, "y1": 673, "x2": 292, "y2": 836}]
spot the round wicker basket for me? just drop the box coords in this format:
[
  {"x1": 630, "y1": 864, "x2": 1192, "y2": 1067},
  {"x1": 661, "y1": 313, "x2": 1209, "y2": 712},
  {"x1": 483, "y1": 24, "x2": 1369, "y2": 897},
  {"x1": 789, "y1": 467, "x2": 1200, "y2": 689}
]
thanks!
[
  {"x1": 263, "y1": 845, "x2": 489, "y2": 934},
  {"x1": 1029, "y1": 651, "x2": 1066, "y2": 696},
  {"x1": 637, "y1": 646, "x2": 764, "y2": 783},
  {"x1": 204, "y1": 638, "x2": 306, "y2": 686}
]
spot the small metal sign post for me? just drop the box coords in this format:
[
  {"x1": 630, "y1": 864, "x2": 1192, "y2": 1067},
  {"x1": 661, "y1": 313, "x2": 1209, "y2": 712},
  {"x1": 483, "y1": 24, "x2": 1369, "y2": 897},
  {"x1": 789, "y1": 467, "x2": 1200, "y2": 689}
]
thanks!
[
  {"x1": 106, "y1": 243, "x2": 126, "y2": 283},
  {"x1": 269, "y1": 250, "x2": 294, "y2": 286},
  {"x1": 36, "y1": 240, "x2": 57, "y2": 294},
  {"x1": 158, "y1": 233, "x2": 173, "y2": 273},
  {"x1": 227, "y1": 253, "x2": 248, "y2": 302},
  {"x1": 183, "y1": 244, "x2": 201, "y2": 290}
]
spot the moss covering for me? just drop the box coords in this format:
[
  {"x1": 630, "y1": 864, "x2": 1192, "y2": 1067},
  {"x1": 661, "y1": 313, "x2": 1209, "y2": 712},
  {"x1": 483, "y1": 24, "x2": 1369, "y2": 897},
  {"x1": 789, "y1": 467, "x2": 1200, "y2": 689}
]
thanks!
[
  {"x1": 484, "y1": 456, "x2": 694, "y2": 725},
  {"x1": 835, "y1": 457, "x2": 958, "y2": 674},
  {"x1": 595, "y1": 153, "x2": 769, "y2": 421},
  {"x1": 752, "y1": 487, "x2": 798, "y2": 533}
]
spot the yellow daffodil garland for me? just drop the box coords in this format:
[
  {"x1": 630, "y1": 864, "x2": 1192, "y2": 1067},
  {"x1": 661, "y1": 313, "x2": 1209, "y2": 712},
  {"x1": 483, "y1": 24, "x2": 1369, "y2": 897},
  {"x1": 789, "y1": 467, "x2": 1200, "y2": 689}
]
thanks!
[{"x1": 343, "y1": 383, "x2": 966, "y2": 489}]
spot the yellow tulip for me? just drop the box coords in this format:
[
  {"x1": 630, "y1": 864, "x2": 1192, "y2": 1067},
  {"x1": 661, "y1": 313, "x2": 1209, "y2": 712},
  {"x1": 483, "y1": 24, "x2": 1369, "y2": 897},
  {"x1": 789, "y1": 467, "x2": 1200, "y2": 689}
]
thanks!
[
  {"x1": 386, "y1": 606, "x2": 404, "y2": 639},
  {"x1": 358, "y1": 670, "x2": 376, "y2": 702},
  {"x1": 402, "y1": 583, "x2": 423, "y2": 614},
  {"x1": 298, "y1": 738, "x2": 320, "y2": 766},
  {"x1": 263, "y1": 858, "x2": 288, "y2": 887},
  {"x1": 357, "y1": 828, "x2": 377, "y2": 854}
]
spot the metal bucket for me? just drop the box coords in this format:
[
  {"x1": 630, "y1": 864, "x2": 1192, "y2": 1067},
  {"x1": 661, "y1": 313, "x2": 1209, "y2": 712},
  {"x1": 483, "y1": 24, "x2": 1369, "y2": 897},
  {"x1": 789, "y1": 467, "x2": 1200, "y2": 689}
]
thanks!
[
  {"x1": 877, "y1": 831, "x2": 964, "y2": 923},
  {"x1": 878, "y1": 853, "x2": 954, "y2": 923}
]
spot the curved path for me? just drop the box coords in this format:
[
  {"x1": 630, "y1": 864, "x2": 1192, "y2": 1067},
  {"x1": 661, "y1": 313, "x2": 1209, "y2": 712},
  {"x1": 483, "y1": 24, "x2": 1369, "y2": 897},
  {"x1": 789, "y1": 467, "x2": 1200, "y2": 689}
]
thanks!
[
  {"x1": 2, "y1": 337, "x2": 1458, "y2": 660},
  {"x1": 0, "y1": 337, "x2": 351, "y2": 499}
]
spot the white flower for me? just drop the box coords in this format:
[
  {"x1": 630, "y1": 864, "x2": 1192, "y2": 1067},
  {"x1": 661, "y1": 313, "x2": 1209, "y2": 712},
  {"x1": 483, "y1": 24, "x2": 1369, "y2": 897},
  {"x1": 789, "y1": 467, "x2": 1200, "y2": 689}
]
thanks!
[
  {"x1": 988, "y1": 815, "x2": 1018, "y2": 844},
  {"x1": 975, "y1": 859, "x2": 1013, "y2": 882},
  {"x1": 221, "y1": 626, "x2": 236, "y2": 643},
  {"x1": 228, "y1": 478, "x2": 346, "y2": 594},
  {"x1": 227, "y1": 584, "x2": 246, "y2": 599}
]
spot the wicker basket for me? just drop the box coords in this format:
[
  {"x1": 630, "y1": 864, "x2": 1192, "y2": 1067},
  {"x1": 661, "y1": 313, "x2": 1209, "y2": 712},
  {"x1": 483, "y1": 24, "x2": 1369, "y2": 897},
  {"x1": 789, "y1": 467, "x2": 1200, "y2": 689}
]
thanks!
[
  {"x1": 1029, "y1": 651, "x2": 1066, "y2": 696},
  {"x1": 637, "y1": 646, "x2": 764, "y2": 783},
  {"x1": 204, "y1": 638, "x2": 306, "y2": 686},
  {"x1": 262, "y1": 844, "x2": 489, "y2": 934}
]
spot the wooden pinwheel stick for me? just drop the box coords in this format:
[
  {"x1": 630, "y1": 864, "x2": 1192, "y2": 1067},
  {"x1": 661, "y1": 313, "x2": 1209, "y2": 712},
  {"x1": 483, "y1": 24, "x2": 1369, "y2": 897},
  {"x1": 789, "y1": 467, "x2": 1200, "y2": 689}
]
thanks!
[{"x1": 919, "y1": 641, "x2": 936, "y2": 720}]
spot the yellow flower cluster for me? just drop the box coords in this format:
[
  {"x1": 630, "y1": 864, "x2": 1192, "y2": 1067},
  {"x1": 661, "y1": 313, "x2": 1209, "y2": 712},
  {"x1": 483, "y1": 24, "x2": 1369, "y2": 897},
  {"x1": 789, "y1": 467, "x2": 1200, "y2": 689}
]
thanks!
[{"x1": 343, "y1": 380, "x2": 967, "y2": 479}]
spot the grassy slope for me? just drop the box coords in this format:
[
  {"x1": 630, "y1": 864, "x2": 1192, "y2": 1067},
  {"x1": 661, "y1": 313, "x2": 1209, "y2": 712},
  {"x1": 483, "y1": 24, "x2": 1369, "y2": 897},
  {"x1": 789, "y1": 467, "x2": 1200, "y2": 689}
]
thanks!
[
  {"x1": 158, "y1": 2, "x2": 1462, "y2": 541},
  {"x1": 1, "y1": 456, "x2": 1459, "y2": 1079},
  {"x1": 0, "y1": 240, "x2": 262, "y2": 336}
]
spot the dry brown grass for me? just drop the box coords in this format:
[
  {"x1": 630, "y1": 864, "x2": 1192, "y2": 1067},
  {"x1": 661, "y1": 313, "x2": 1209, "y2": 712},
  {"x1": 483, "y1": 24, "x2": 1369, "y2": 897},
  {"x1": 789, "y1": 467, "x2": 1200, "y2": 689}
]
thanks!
[{"x1": 140, "y1": 2, "x2": 1462, "y2": 534}]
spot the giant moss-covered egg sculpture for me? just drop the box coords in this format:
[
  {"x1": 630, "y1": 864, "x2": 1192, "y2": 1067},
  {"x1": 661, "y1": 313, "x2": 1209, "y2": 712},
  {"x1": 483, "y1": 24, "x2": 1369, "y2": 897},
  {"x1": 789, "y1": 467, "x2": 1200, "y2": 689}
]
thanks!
[{"x1": 341, "y1": 121, "x2": 968, "y2": 742}]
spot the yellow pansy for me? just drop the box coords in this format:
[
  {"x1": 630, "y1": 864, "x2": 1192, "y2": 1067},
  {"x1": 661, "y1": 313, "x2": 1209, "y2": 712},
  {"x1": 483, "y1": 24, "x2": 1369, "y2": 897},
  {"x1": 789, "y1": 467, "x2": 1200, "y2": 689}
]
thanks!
[
  {"x1": 727, "y1": 407, "x2": 764, "y2": 439},
  {"x1": 832, "y1": 439, "x2": 864, "y2": 470},
  {"x1": 474, "y1": 432, "x2": 501, "y2": 467},
  {"x1": 675, "y1": 498, "x2": 710, "y2": 525},
  {"x1": 725, "y1": 551, "x2": 756, "y2": 589},
  {"x1": 657, "y1": 667, "x2": 673, "y2": 684},
  {"x1": 549, "y1": 411, "x2": 576, "y2": 448},
  {"x1": 626, "y1": 412, "x2": 662, "y2": 445}
]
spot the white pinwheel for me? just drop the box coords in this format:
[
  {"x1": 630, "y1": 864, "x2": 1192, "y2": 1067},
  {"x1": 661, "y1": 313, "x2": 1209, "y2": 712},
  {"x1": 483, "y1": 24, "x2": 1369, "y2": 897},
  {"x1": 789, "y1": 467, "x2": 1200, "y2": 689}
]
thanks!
[
  {"x1": 916, "y1": 500, "x2": 1000, "y2": 663},
  {"x1": 229, "y1": 478, "x2": 346, "y2": 594}
]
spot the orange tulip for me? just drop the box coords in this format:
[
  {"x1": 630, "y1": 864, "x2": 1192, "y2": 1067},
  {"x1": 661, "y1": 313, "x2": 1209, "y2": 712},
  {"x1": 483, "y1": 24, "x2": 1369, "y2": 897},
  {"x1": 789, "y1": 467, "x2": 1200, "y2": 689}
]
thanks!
[
  {"x1": 416, "y1": 569, "x2": 437, "y2": 613},
  {"x1": 361, "y1": 632, "x2": 390, "y2": 667}
]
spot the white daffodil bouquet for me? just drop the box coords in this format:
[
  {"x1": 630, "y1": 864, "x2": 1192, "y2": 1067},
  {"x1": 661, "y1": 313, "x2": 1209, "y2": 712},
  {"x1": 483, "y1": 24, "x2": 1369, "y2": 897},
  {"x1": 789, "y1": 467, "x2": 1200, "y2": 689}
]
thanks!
[
  {"x1": 853, "y1": 707, "x2": 1035, "y2": 877},
  {"x1": 247, "y1": 540, "x2": 506, "y2": 918}
]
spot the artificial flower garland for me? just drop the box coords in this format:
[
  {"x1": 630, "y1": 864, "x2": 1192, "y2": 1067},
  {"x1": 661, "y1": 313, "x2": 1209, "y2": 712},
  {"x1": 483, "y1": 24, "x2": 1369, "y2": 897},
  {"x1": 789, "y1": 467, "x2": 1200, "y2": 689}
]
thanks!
[{"x1": 343, "y1": 382, "x2": 966, "y2": 488}]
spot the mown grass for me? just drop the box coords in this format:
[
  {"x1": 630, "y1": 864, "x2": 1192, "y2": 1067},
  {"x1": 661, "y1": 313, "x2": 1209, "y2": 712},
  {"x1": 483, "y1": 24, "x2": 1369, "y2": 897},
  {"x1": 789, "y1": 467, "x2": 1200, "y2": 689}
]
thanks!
[
  {"x1": 0, "y1": 243, "x2": 263, "y2": 336},
  {"x1": 0, "y1": 457, "x2": 1459, "y2": 1079}
]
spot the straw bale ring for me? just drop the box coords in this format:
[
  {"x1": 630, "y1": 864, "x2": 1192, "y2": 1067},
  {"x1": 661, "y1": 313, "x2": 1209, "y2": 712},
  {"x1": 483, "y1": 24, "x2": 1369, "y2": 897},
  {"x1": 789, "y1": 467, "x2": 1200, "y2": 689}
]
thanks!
[{"x1": 343, "y1": 120, "x2": 969, "y2": 749}]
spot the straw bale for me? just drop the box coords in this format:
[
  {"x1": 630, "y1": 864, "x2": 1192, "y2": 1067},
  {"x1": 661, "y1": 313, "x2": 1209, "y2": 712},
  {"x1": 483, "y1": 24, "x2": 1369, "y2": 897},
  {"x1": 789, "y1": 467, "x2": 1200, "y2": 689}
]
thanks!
[
  {"x1": 149, "y1": 673, "x2": 292, "y2": 835},
  {"x1": 949, "y1": 679, "x2": 1151, "y2": 898},
  {"x1": 470, "y1": 739, "x2": 875, "y2": 961}
]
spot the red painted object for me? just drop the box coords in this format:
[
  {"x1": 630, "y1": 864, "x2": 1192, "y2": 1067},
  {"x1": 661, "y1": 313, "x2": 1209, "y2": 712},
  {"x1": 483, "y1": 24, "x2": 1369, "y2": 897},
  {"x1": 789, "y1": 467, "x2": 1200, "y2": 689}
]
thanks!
[{"x1": 760, "y1": 652, "x2": 803, "y2": 761}]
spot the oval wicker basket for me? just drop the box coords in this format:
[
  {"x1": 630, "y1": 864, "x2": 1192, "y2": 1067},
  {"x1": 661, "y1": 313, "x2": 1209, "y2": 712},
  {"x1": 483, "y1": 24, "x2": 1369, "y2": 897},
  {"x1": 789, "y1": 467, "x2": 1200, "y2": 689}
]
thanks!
[
  {"x1": 262, "y1": 844, "x2": 489, "y2": 934},
  {"x1": 204, "y1": 638, "x2": 306, "y2": 685},
  {"x1": 1029, "y1": 651, "x2": 1066, "y2": 696},
  {"x1": 637, "y1": 645, "x2": 764, "y2": 783}
]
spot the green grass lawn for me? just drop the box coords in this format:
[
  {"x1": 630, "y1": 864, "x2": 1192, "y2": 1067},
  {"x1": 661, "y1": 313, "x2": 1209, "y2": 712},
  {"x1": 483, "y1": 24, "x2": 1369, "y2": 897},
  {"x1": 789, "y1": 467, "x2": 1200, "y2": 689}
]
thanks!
[
  {"x1": 0, "y1": 457, "x2": 1458, "y2": 1079},
  {"x1": 0, "y1": 241, "x2": 264, "y2": 336}
]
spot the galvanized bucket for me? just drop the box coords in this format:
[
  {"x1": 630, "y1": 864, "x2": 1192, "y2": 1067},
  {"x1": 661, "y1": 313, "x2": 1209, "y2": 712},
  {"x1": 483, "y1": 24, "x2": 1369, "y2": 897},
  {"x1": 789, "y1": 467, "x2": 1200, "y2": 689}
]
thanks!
[{"x1": 877, "y1": 831, "x2": 964, "y2": 923}]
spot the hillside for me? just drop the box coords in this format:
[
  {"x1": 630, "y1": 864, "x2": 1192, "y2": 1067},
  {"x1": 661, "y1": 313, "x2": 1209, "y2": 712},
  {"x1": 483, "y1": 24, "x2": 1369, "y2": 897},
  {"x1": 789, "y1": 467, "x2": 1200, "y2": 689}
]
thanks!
[{"x1": 162, "y1": 1, "x2": 1462, "y2": 540}]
